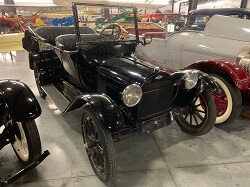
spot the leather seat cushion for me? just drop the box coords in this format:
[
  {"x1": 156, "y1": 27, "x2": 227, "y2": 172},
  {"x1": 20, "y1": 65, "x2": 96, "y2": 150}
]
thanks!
[
  {"x1": 35, "y1": 26, "x2": 96, "y2": 45},
  {"x1": 56, "y1": 34, "x2": 106, "y2": 51}
]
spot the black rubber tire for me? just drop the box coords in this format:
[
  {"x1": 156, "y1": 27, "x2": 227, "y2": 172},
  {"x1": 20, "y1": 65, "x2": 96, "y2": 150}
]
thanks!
[
  {"x1": 176, "y1": 90, "x2": 216, "y2": 136},
  {"x1": 33, "y1": 63, "x2": 47, "y2": 99},
  {"x1": 81, "y1": 106, "x2": 116, "y2": 183},
  {"x1": 210, "y1": 74, "x2": 242, "y2": 126},
  {"x1": 12, "y1": 120, "x2": 42, "y2": 166}
]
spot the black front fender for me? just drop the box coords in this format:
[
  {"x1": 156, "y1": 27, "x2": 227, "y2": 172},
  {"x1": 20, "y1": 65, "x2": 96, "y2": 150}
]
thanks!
[
  {"x1": 172, "y1": 70, "x2": 221, "y2": 108},
  {"x1": 198, "y1": 72, "x2": 221, "y2": 95},
  {"x1": 0, "y1": 80, "x2": 41, "y2": 121},
  {"x1": 64, "y1": 94, "x2": 124, "y2": 133}
]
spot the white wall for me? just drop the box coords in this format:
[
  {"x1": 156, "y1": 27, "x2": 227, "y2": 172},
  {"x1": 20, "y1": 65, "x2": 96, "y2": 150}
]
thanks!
[
  {"x1": 247, "y1": 0, "x2": 250, "y2": 8},
  {"x1": 158, "y1": 0, "x2": 188, "y2": 14},
  {"x1": 198, "y1": 0, "x2": 241, "y2": 9},
  {"x1": 160, "y1": 0, "x2": 242, "y2": 14}
]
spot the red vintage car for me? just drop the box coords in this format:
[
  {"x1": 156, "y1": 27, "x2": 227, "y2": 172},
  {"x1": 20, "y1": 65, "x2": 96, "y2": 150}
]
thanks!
[{"x1": 0, "y1": 12, "x2": 27, "y2": 33}]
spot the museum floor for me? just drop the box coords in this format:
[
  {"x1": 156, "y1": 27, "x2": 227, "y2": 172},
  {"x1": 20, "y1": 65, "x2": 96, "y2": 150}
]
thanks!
[{"x1": 1, "y1": 51, "x2": 250, "y2": 187}]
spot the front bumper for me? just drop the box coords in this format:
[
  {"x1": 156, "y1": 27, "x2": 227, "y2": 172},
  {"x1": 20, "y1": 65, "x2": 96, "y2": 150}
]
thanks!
[{"x1": 136, "y1": 112, "x2": 173, "y2": 135}]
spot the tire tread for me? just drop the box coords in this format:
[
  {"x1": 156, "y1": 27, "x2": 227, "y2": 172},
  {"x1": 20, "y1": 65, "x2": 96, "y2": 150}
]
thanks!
[{"x1": 211, "y1": 74, "x2": 242, "y2": 126}]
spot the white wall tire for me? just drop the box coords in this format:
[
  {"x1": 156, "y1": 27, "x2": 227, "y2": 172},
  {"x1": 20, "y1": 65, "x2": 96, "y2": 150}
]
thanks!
[
  {"x1": 210, "y1": 74, "x2": 242, "y2": 126},
  {"x1": 12, "y1": 122, "x2": 30, "y2": 162},
  {"x1": 11, "y1": 120, "x2": 42, "y2": 165}
]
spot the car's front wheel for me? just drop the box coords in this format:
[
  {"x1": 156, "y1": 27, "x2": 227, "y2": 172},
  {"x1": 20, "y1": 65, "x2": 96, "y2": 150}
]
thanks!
[
  {"x1": 210, "y1": 74, "x2": 242, "y2": 126},
  {"x1": 176, "y1": 90, "x2": 216, "y2": 136},
  {"x1": 11, "y1": 120, "x2": 42, "y2": 165},
  {"x1": 81, "y1": 106, "x2": 116, "y2": 183}
]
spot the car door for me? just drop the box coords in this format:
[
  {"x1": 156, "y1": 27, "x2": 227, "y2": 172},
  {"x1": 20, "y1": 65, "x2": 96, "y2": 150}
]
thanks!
[
  {"x1": 164, "y1": 32, "x2": 195, "y2": 70},
  {"x1": 136, "y1": 37, "x2": 166, "y2": 63},
  {"x1": 136, "y1": 32, "x2": 194, "y2": 71}
]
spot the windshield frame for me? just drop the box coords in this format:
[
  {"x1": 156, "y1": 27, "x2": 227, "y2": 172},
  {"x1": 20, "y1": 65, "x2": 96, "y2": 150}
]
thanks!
[{"x1": 72, "y1": 2, "x2": 139, "y2": 46}]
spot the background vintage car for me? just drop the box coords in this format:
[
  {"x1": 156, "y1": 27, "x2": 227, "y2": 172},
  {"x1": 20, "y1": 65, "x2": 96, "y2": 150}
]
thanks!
[
  {"x1": 136, "y1": 15, "x2": 250, "y2": 126},
  {"x1": 183, "y1": 8, "x2": 250, "y2": 31}
]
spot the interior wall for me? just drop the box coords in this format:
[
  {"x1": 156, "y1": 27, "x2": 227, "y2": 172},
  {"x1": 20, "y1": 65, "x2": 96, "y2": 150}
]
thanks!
[
  {"x1": 247, "y1": 0, "x2": 250, "y2": 8},
  {"x1": 197, "y1": 0, "x2": 241, "y2": 9},
  {"x1": 160, "y1": 0, "x2": 242, "y2": 14}
]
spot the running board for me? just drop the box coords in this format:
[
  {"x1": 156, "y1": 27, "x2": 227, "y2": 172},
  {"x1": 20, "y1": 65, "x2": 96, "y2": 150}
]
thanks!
[{"x1": 42, "y1": 84, "x2": 70, "y2": 112}]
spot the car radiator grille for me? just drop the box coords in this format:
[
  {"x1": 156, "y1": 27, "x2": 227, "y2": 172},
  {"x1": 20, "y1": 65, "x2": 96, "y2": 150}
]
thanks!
[{"x1": 136, "y1": 80, "x2": 173, "y2": 122}]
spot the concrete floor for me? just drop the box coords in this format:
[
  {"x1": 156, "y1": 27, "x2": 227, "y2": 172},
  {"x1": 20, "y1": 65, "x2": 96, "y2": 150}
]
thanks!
[{"x1": 0, "y1": 51, "x2": 250, "y2": 187}]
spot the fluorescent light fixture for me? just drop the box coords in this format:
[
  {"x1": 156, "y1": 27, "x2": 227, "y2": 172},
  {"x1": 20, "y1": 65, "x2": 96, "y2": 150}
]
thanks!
[
  {"x1": 0, "y1": 0, "x2": 53, "y2": 2},
  {"x1": 16, "y1": 0, "x2": 52, "y2": 2},
  {"x1": 0, "y1": 0, "x2": 168, "y2": 5},
  {"x1": 0, "y1": 0, "x2": 55, "y2": 6},
  {"x1": 109, "y1": 0, "x2": 169, "y2": 5},
  {"x1": 50, "y1": 0, "x2": 170, "y2": 8}
]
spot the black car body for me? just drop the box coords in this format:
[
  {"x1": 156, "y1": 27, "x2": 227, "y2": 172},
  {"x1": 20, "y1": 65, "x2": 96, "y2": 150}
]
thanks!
[{"x1": 22, "y1": 2, "x2": 220, "y2": 183}]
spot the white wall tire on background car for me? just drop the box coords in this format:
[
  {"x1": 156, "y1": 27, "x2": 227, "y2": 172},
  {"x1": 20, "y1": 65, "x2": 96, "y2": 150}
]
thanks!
[{"x1": 210, "y1": 74, "x2": 242, "y2": 126}]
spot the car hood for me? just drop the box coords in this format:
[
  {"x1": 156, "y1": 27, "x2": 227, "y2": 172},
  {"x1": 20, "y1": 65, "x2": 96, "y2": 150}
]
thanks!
[
  {"x1": 87, "y1": 55, "x2": 161, "y2": 86},
  {"x1": 205, "y1": 15, "x2": 250, "y2": 42}
]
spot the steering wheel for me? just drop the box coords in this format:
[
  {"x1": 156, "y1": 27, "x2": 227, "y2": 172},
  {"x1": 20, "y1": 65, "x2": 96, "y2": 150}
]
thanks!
[{"x1": 100, "y1": 23, "x2": 123, "y2": 40}]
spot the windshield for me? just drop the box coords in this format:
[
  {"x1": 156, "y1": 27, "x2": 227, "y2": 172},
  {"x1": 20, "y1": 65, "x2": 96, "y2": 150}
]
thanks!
[
  {"x1": 72, "y1": 2, "x2": 139, "y2": 44},
  {"x1": 189, "y1": 12, "x2": 250, "y2": 25}
]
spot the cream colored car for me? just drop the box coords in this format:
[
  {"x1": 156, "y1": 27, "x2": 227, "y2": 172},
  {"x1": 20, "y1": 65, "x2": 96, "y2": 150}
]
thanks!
[{"x1": 136, "y1": 15, "x2": 250, "y2": 125}]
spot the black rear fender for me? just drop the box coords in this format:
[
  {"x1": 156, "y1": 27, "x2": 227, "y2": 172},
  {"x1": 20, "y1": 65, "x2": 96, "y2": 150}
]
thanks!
[
  {"x1": 0, "y1": 80, "x2": 41, "y2": 121},
  {"x1": 64, "y1": 94, "x2": 124, "y2": 133}
]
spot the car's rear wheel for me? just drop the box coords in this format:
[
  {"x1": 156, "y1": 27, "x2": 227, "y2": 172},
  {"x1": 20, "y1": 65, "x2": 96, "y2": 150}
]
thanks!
[
  {"x1": 11, "y1": 120, "x2": 42, "y2": 165},
  {"x1": 210, "y1": 74, "x2": 242, "y2": 126},
  {"x1": 34, "y1": 63, "x2": 47, "y2": 99},
  {"x1": 81, "y1": 106, "x2": 116, "y2": 183},
  {"x1": 176, "y1": 90, "x2": 216, "y2": 136}
]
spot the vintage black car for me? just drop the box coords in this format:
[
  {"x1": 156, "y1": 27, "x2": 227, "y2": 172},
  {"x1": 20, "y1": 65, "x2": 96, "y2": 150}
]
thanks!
[{"x1": 22, "y1": 2, "x2": 220, "y2": 183}]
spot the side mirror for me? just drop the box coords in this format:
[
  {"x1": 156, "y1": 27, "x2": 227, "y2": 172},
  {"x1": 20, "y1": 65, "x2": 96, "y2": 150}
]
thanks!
[{"x1": 141, "y1": 34, "x2": 152, "y2": 45}]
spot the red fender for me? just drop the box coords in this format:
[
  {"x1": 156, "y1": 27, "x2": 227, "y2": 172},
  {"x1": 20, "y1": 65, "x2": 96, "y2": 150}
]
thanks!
[{"x1": 185, "y1": 60, "x2": 250, "y2": 90}]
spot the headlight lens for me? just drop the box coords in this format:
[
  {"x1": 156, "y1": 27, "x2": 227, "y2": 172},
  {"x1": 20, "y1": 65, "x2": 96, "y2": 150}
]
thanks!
[
  {"x1": 122, "y1": 84, "x2": 142, "y2": 107},
  {"x1": 183, "y1": 70, "x2": 199, "y2": 89},
  {"x1": 143, "y1": 34, "x2": 152, "y2": 45}
]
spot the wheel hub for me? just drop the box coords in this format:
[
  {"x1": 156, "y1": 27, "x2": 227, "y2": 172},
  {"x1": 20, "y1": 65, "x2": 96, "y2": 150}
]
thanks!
[{"x1": 211, "y1": 92, "x2": 228, "y2": 116}]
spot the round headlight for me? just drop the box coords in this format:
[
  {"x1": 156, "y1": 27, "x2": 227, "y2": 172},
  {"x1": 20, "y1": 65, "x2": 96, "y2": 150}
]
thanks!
[
  {"x1": 122, "y1": 84, "x2": 142, "y2": 107},
  {"x1": 183, "y1": 70, "x2": 199, "y2": 89},
  {"x1": 143, "y1": 34, "x2": 152, "y2": 45},
  {"x1": 239, "y1": 54, "x2": 250, "y2": 73}
]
